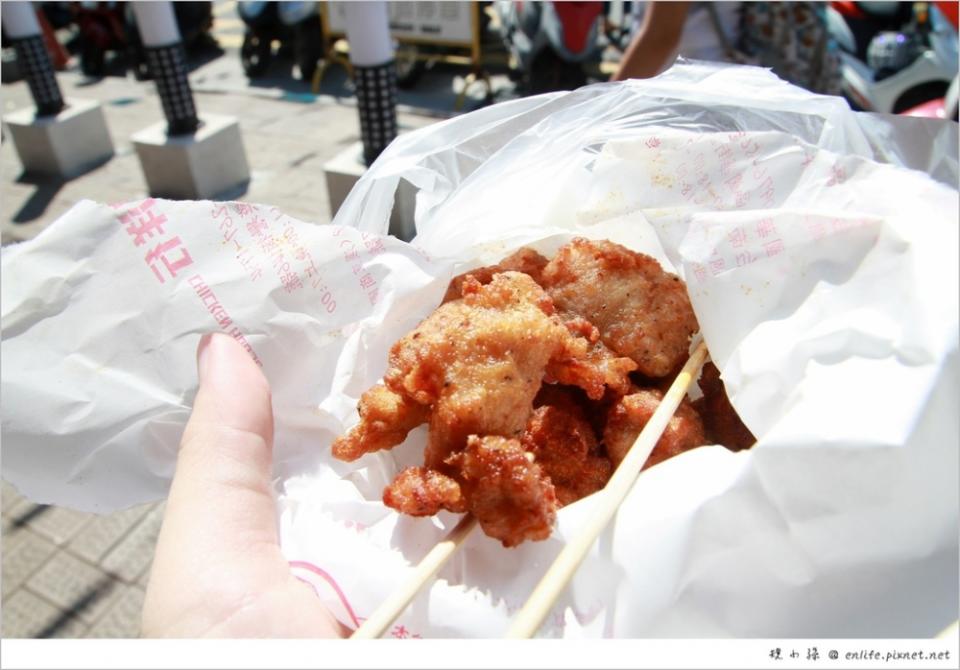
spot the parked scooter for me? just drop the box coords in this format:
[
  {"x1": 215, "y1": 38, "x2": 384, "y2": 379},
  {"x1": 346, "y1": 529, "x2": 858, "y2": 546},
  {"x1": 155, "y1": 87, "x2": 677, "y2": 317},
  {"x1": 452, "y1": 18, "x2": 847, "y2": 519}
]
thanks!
[
  {"x1": 238, "y1": 1, "x2": 323, "y2": 81},
  {"x1": 71, "y1": 1, "x2": 214, "y2": 79},
  {"x1": 826, "y1": 1, "x2": 958, "y2": 113},
  {"x1": 495, "y1": 0, "x2": 609, "y2": 94}
]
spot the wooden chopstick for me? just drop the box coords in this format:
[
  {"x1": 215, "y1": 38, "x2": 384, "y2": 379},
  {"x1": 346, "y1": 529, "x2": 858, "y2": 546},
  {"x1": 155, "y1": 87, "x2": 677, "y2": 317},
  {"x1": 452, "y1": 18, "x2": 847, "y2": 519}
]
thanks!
[
  {"x1": 350, "y1": 513, "x2": 478, "y2": 639},
  {"x1": 505, "y1": 339, "x2": 709, "y2": 639}
]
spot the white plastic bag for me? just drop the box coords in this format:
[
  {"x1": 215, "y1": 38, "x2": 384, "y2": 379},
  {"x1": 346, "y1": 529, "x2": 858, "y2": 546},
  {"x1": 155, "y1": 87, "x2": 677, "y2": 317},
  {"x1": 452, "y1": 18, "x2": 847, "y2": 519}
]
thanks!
[{"x1": 2, "y1": 62, "x2": 957, "y2": 638}]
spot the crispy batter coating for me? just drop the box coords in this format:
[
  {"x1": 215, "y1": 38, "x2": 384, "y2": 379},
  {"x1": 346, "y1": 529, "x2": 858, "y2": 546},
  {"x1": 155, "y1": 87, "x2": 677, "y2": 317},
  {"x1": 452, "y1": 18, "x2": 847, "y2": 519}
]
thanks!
[
  {"x1": 541, "y1": 238, "x2": 699, "y2": 378},
  {"x1": 522, "y1": 396, "x2": 612, "y2": 507},
  {"x1": 537, "y1": 381, "x2": 620, "y2": 442},
  {"x1": 331, "y1": 384, "x2": 429, "y2": 462},
  {"x1": 441, "y1": 248, "x2": 550, "y2": 303},
  {"x1": 546, "y1": 338, "x2": 637, "y2": 400},
  {"x1": 537, "y1": 312, "x2": 636, "y2": 400},
  {"x1": 449, "y1": 435, "x2": 557, "y2": 547},
  {"x1": 384, "y1": 272, "x2": 599, "y2": 471},
  {"x1": 692, "y1": 362, "x2": 756, "y2": 451},
  {"x1": 604, "y1": 388, "x2": 707, "y2": 470},
  {"x1": 383, "y1": 466, "x2": 467, "y2": 516}
]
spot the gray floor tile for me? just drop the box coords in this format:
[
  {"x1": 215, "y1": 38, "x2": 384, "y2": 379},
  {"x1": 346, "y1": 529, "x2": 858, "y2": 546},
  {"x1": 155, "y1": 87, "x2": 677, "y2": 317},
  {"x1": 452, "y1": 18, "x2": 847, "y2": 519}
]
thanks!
[
  {"x1": 86, "y1": 585, "x2": 145, "y2": 639},
  {"x1": 1, "y1": 588, "x2": 88, "y2": 639},
  {"x1": 100, "y1": 503, "x2": 165, "y2": 583},
  {"x1": 0, "y1": 492, "x2": 33, "y2": 527},
  {"x1": 25, "y1": 552, "x2": 124, "y2": 625},
  {"x1": 67, "y1": 503, "x2": 152, "y2": 564},
  {"x1": 27, "y1": 505, "x2": 94, "y2": 546},
  {"x1": 2, "y1": 529, "x2": 58, "y2": 598}
]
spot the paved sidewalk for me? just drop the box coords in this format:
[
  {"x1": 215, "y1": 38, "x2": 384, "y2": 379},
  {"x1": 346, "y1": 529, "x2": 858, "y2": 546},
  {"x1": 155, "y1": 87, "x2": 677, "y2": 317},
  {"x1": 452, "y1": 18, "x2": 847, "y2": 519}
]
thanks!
[
  {"x1": 2, "y1": 482, "x2": 160, "y2": 638},
  {"x1": 1, "y1": 37, "x2": 445, "y2": 638}
]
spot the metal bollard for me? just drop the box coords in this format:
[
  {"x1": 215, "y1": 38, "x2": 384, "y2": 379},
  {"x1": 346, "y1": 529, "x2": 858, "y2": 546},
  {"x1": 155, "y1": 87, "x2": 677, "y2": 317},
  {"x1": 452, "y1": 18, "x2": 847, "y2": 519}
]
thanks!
[
  {"x1": 2, "y1": 2, "x2": 65, "y2": 117},
  {"x1": 131, "y1": 1, "x2": 200, "y2": 136},
  {"x1": 344, "y1": 2, "x2": 398, "y2": 166}
]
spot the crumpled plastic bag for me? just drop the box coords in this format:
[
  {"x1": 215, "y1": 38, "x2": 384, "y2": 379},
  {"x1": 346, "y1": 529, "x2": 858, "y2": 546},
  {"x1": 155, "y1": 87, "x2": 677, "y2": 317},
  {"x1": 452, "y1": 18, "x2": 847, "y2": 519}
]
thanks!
[{"x1": 2, "y1": 62, "x2": 957, "y2": 638}]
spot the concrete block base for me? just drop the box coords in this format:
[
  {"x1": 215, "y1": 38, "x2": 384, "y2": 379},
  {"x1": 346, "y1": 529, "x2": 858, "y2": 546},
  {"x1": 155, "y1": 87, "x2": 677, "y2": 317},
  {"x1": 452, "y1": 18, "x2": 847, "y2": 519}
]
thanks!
[
  {"x1": 323, "y1": 141, "x2": 417, "y2": 241},
  {"x1": 4, "y1": 99, "x2": 114, "y2": 178},
  {"x1": 132, "y1": 113, "x2": 250, "y2": 200}
]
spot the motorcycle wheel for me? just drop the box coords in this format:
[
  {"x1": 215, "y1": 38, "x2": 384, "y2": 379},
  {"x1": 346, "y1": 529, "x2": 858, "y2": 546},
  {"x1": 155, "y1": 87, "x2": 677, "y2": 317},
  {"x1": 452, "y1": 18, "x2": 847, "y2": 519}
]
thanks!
[{"x1": 241, "y1": 32, "x2": 272, "y2": 78}]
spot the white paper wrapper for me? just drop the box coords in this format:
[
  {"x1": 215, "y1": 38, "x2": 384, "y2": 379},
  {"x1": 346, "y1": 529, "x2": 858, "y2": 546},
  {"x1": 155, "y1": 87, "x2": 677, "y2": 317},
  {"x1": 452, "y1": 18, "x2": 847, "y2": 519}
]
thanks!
[{"x1": 2, "y1": 62, "x2": 958, "y2": 638}]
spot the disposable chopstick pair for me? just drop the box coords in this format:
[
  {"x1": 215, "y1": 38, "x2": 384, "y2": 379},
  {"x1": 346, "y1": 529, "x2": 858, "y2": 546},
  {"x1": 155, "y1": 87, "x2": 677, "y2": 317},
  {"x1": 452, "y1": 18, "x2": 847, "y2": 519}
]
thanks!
[
  {"x1": 350, "y1": 513, "x2": 478, "y2": 639},
  {"x1": 506, "y1": 339, "x2": 709, "y2": 637},
  {"x1": 350, "y1": 339, "x2": 709, "y2": 639}
]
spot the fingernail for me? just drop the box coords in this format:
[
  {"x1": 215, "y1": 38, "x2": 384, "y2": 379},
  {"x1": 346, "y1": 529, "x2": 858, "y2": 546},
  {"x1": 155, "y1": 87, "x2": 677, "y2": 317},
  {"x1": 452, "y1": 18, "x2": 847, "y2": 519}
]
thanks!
[{"x1": 197, "y1": 333, "x2": 215, "y2": 384}]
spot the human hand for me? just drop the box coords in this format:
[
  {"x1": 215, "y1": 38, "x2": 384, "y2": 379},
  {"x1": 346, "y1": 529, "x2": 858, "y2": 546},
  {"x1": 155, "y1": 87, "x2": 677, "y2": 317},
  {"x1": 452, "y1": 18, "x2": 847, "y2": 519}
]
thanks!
[{"x1": 141, "y1": 333, "x2": 345, "y2": 638}]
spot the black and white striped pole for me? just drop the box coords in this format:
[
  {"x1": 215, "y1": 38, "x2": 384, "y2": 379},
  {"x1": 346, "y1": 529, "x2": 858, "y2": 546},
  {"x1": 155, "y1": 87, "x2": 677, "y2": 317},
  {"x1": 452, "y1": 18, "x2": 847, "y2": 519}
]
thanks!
[
  {"x1": 130, "y1": 1, "x2": 249, "y2": 199},
  {"x1": 3, "y1": 1, "x2": 64, "y2": 116},
  {"x1": 130, "y1": 1, "x2": 199, "y2": 136},
  {"x1": 343, "y1": 1, "x2": 398, "y2": 166},
  {"x1": 2, "y1": 1, "x2": 114, "y2": 177},
  {"x1": 324, "y1": 1, "x2": 416, "y2": 239}
]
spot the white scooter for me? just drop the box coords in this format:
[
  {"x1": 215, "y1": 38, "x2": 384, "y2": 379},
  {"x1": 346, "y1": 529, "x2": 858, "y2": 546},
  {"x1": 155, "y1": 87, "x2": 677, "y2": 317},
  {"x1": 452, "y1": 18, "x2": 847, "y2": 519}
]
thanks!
[{"x1": 826, "y1": 1, "x2": 958, "y2": 114}]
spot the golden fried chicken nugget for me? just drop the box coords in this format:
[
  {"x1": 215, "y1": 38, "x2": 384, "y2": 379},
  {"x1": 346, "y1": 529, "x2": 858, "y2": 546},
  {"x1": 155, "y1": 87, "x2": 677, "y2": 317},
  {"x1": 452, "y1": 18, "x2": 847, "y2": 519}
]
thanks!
[
  {"x1": 331, "y1": 384, "x2": 429, "y2": 462},
  {"x1": 385, "y1": 272, "x2": 583, "y2": 470},
  {"x1": 541, "y1": 238, "x2": 699, "y2": 378},
  {"x1": 522, "y1": 396, "x2": 612, "y2": 507},
  {"x1": 604, "y1": 388, "x2": 707, "y2": 470},
  {"x1": 383, "y1": 466, "x2": 467, "y2": 516},
  {"x1": 449, "y1": 435, "x2": 557, "y2": 548},
  {"x1": 545, "y1": 338, "x2": 637, "y2": 400},
  {"x1": 441, "y1": 248, "x2": 550, "y2": 303}
]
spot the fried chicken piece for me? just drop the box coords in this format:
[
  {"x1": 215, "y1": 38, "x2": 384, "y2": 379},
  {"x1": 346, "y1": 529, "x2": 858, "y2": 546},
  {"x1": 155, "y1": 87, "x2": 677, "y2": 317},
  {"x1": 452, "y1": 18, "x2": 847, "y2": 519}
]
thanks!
[
  {"x1": 335, "y1": 271, "x2": 629, "y2": 475},
  {"x1": 383, "y1": 466, "x2": 467, "y2": 516},
  {"x1": 449, "y1": 435, "x2": 557, "y2": 548},
  {"x1": 441, "y1": 248, "x2": 549, "y2": 303},
  {"x1": 331, "y1": 384, "x2": 429, "y2": 462},
  {"x1": 537, "y1": 381, "x2": 620, "y2": 441},
  {"x1": 542, "y1": 313, "x2": 636, "y2": 399},
  {"x1": 522, "y1": 393, "x2": 612, "y2": 506},
  {"x1": 333, "y1": 240, "x2": 706, "y2": 547},
  {"x1": 692, "y1": 362, "x2": 756, "y2": 451},
  {"x1": 604, "y1": 388, "x2": 707, "y2": 470},
  {"x1": 546, "y1": 338, "x2": 637, "y2": 400},
  {"x1": 384, "y1": 272, "x2": 577, "y2": 470},
  {"x1": 541, "y1": 238, "x2": 699, "y2": 378}
]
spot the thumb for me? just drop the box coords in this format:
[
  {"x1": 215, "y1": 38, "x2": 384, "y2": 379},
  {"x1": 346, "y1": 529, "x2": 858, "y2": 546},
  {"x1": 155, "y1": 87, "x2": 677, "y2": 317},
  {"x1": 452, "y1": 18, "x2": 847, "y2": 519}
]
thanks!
[
  {"x1": 171, "y1": 332, "x2": 278, "y2": 557},
  {"x1": 143, "y1": 332, "x2": 283, "y2": 633}
]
